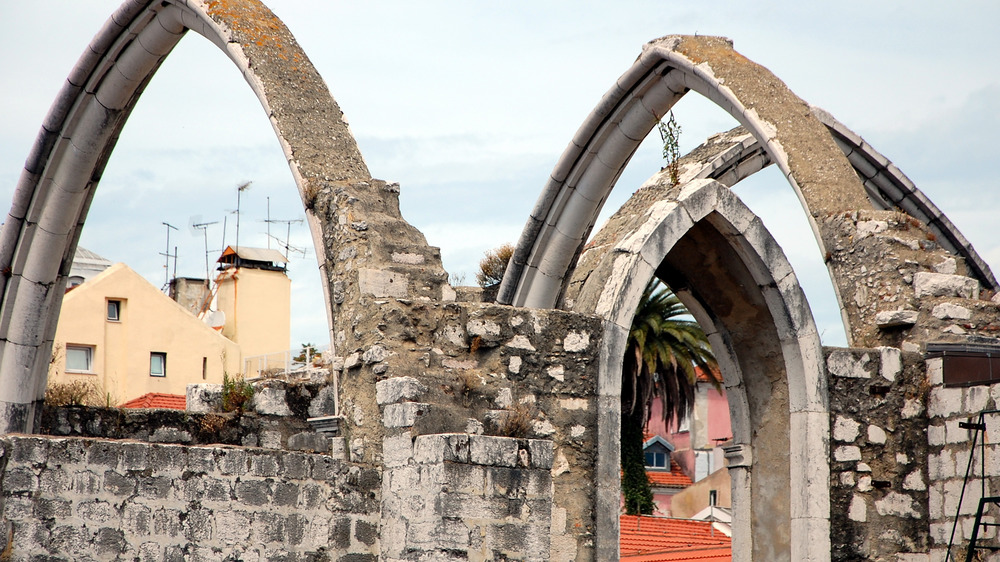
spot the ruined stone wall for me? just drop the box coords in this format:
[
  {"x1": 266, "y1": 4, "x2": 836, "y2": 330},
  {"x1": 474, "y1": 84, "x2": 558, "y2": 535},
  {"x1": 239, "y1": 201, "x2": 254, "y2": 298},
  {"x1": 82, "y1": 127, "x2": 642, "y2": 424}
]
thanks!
[
  {"x1": 826, "y1": 347, "x2": 929, "y2": 561},
  {"x1": 39, "y1": 378, "x2": 337, "y2": 453},
  {"x1": 335, "y1": 299, "x2": 604, "y2": 560},
  {"x1": 0, "y1": 435, "x2": 379, "y2": 561},
  {"x1": 381, "y1": 433, "x2": 553, "y2": 561},
  {"x1": 925, "y1": 358, "x2": 1000, "y2": 560}
]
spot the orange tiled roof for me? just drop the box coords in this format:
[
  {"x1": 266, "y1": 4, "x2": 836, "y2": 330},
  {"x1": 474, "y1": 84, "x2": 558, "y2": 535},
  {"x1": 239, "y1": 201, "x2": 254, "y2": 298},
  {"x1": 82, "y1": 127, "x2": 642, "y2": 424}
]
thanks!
[
  {"x1": 120, "y1": 393, "x2": 186, "y2": 410},
  {"x1": 620, "y1": 515, "x2": 731, "y2": 561},
  {"x1": 646, "y1": 459, "x2": 693, "y2": 488},
  {"x1": 622, "y1": 546, "x2": 732, "y2": 561}
]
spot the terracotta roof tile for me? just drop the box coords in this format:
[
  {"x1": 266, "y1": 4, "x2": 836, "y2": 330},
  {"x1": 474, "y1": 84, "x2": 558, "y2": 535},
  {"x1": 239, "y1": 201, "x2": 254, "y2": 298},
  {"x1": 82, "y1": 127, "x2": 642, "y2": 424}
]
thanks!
[
  {"x1": 620, "y1": 515, "x2": 731, "y2": 561},
  {"x1": 120, "y1": 393, "x2": 186, "y2": 410},
  {"x1": 646, "y1": 459, "x2": 692, "y2": 488}
]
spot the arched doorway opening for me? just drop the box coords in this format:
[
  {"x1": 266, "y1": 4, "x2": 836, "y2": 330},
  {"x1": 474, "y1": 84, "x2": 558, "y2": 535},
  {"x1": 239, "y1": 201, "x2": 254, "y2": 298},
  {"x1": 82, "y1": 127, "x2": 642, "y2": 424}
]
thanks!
[{"x1": 572, "y1": 179, "x2": 827, "y2": 560}]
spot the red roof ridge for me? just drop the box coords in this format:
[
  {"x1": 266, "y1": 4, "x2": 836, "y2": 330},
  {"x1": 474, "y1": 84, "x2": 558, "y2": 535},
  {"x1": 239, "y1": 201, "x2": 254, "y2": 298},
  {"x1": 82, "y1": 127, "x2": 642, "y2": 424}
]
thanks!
[{"x1": 120, "y1": 392, "x2": 186, "y2": 410}]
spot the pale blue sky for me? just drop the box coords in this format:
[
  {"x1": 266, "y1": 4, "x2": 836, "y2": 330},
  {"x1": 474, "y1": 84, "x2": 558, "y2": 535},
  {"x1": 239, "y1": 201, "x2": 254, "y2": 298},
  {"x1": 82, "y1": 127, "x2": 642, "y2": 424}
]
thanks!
[{"x1": 2, "y1": 1, "x2": 998, "y2": 348}]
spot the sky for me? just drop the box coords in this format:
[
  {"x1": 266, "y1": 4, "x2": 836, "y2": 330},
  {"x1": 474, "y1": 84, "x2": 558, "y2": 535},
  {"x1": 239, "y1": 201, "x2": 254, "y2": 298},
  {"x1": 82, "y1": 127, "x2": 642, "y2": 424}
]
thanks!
[{"x1": 1, "y1": 1, "x2": 998, "y2": 349}]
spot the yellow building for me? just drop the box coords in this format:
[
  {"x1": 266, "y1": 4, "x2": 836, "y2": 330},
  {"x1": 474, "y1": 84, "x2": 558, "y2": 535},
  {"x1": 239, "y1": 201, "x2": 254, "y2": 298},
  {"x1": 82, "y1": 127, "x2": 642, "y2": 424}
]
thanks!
[
  {"x1": 51, "y1": 262, "x2": 242, "y2": 403},
  {"x1": 214, "y1": 246, "x2": 291, "y2": 359}
]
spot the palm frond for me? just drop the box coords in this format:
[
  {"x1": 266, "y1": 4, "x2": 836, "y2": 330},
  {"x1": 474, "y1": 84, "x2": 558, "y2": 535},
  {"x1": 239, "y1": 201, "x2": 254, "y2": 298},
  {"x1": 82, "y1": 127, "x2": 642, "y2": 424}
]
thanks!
[{"x1": 622, "y1": 278, "x2": 718, "y2": 429}]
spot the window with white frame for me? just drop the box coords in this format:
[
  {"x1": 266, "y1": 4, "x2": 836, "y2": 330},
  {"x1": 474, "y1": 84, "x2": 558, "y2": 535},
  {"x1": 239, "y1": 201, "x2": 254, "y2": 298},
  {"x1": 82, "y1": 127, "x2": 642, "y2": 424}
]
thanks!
[
  {"x1": 65, "y1": 345, "x2": 94, "y2": 373},
  {"x1": 150, "y1": 352, "x2": 166, "y2": 377}
]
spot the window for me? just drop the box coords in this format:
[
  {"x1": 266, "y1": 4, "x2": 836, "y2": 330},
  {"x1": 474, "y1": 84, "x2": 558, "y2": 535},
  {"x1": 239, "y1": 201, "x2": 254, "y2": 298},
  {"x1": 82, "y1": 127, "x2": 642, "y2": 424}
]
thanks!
[
  {"x1": 107, "y1": 299, "x2": 121, "y2": 321},
  {"x1": 65, "y1": 345, "x2": 94, "y2": 373},
  {"x1": 150, "y1": 352, "x2": 166, "y2": 377},
  {"x1": 709, "y1": 489, "x2": 718, "y2": 507},
  {"x1": 644, "y1": 451, "x2": 668, "y2": 468}
]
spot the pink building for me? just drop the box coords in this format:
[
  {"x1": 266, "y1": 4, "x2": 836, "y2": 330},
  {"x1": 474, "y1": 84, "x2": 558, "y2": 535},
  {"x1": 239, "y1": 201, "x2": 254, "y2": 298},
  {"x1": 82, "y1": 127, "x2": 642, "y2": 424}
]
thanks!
[{"x1": 644, "y1": 367, "x2": 732, "y2": 489}]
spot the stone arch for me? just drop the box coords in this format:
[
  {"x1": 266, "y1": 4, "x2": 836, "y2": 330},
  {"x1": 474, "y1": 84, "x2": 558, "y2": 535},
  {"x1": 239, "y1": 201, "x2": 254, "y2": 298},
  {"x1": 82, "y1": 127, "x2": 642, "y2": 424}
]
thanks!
[
  {"x1": 647, "y1": 112, "x2": 997, "y2": 293},
  {"x1": 0, "y1": 0, "x2": 446, "y2": 432},
  {"x1": 583, "y1": 178, "x2": 827, "y2": 561},
  {"x1": 496, "y1": 34, "x2": 997, "y2": 322}
]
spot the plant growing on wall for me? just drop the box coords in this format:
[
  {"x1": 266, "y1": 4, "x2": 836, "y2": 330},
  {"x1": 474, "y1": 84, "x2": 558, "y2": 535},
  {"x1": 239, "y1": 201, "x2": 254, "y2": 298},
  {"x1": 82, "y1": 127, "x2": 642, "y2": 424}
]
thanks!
[
  {"x1": 476, "y1": 243, "x2": 516, "y2": 302},
  {"x1": 221, "y1": 373, "x2": 254, "y2": 413},
  {"x1": 621, "y1": 278, "x2": 716, "y2": 515},
  {"x1": 658, "y1": 110, "x2": 682, "y2": 185},
  {"x1": 476, "y1": 243, "x2": 515, "y2": 288}
]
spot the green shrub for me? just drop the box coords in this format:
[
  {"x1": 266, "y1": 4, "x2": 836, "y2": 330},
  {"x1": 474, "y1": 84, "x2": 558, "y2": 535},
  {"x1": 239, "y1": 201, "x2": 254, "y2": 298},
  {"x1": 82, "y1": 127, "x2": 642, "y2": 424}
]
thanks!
[{"x1": 221, "y1": 373, "x2": 254, "y2": 413}]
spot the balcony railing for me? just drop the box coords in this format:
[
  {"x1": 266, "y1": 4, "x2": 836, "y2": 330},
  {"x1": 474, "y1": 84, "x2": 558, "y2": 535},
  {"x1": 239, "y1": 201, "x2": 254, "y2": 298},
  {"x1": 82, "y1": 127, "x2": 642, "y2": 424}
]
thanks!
[{"x1": 243, "y1": 345, "x2": 329, "y2": 380}]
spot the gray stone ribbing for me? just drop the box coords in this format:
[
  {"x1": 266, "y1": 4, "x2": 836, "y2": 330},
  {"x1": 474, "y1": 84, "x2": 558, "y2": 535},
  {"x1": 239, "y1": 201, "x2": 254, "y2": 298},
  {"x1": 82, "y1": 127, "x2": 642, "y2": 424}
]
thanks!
[{"x1": 0, "y1": 0, "x2": 447, "y2": 433}]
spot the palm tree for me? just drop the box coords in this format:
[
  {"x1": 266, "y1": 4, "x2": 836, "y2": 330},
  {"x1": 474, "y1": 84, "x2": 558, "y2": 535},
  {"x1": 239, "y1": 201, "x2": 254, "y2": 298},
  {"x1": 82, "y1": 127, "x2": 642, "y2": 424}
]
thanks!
[{"x1": 621, "y1": 278, "x2": 717, "y2": 515}]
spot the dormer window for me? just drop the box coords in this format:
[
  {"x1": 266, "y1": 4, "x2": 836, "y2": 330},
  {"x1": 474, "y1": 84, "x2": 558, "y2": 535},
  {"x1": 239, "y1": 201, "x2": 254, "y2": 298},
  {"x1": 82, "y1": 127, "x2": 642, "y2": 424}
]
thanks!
[
  {"x1": 645, "y1": 450, "x2": 668, "y2": 468},
  {"x1": 642, "y1": 435, "x2": 675, "y2": 471}
]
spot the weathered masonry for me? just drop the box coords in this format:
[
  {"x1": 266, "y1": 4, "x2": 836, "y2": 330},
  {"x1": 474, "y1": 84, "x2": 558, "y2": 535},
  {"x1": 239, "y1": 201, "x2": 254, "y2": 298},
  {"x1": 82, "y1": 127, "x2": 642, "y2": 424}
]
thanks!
[{"x1": 0, "y1": 1, "x2": 998, "y2": 560}]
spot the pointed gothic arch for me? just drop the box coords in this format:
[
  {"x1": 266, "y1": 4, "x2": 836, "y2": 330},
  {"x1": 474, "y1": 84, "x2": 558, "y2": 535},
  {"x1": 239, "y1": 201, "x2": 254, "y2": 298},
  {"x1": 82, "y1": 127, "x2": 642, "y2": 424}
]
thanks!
[{"x1": 0, "y1": 0, "x2": 376, "y2": 432}]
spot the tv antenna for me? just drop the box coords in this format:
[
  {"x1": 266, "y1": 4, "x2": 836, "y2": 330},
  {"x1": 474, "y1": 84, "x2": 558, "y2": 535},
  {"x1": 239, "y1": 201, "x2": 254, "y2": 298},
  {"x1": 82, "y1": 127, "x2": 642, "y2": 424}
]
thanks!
[
  {"x1": 263, "y1": 218, "x2": 306, "y2": 259},
  {"x1": 234, "y1": 180, "x2": 252, "y2": 251},
  {"x1": 191, "y1": 219, "x2": 219, "y2": 281},
  {"x1": 160, "y1": 222, "x2": 179, "y2": 289}
]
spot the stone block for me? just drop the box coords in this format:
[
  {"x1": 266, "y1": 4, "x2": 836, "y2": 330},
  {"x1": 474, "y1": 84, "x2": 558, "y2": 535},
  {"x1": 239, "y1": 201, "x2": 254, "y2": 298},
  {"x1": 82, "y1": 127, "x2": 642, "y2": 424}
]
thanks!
[
  {"x1": 307, "y1": 385, "x2": 337, "y2": 417},
  {"x1": 121, "y1": 442, "x2": 150, "y2": 471},
  {"x1": 901, "y1": 398, "x2": 923, "y2": 419},
  {"x1": 149, "y1": 427, "x2": 192, "y2": 444},
  {"x1": 383, "y1": 402, "x2": 430, "y2": 428},
  {"x1": 136, "y1": 475, "x2": 171, "y2": 499},
  {"x1": 848, "y1": 494, "x2": 867, "y2": 522},
  {"x1": 867, "y1": 425, "x2": 887, "y2": 444},
  {"x1": 945, "y1": 418, "x2": 972, "y2": 444},
  {"x1": 878, "y1": 346, "x2": 902, "y2": 382},
  {"x1": 250, "y1": 451, "x2": 281, "y2": 477},
  {"x1": 344, "y1": 353, "x2": 361, "y2": 370},
  {"x1": 931, "y1": 302, "x2": 971, "y2": 320},
  {"x1": 406, "y1": 519, "x2": 471, "y2": 550},
  {"x1": 375, "y1": 376, "x2": 428, "y2": 405},
  {"x1": 216, "y1": 509, "x2": 252, "y2": 543},
  {"x1": 927, "y1": 425, "x2": 946, "y2": 447},
  {"x1": 834, "y1": 445, "x2": 861, "y2": 462},
  {"x1": 903, "y1": 470, "x2": 926, "y2": 491},
  {"x1": 186, "y1": 384, "x2": 222, "y2": 413},
  {"x1": 528, "y1": 439, "x2": 554, "y2": 469},
  {"x1": 362, "y1": 344, "x2": 389, "y2": 364},
  {"x1": 833, "y1": 416, "x2": 860, "y2": 442},
  {"x1": 469, "y1": 435, "x2": 519, "y2": 467},
  {"x1": 874, "y1": 492, "x2": 920, "y2": 518},
  {"x1": 875, "y1": 309, "x2": 919, "y2": 329},
  {"x1": 927, "y1": 358, "x2": 943, "y2": 385},
  {"x1": 235, "y1": 480, "x2": 272, "y2": 506},
  {"x1": 928, "y1": 387, "x2": 963, "y2": 418},
  {"x1": 252, "y1": 385, "x2": 292, "y2": 416},
  {"x1": 965, "y1": 386, "x2": 990, "y2": 413},
  {"x1": 913, "y1": 272, "x2": 979, "y2": 299},
  {"x1": 413, "y1": 433, "x2": 470, "y2": 464},
  {"x1": 287, "y1": 432, "x2": 330, "y2": 453},
  {"x1": 330, "y1": 437, "x2": 348, "y2": 460},
  {"x1": 218, "y1": 448, "x2": 248, "y2": 475},
  {"x1": 382, "y1": 433, "x2": 414, "y2": 468},
  {"x1": 563, "y1": 332, "x2": 590, "y2": 352},
  {"x1": 3, "y1": 467, "x2": 38, "y2": 492},
  {"x1": 826, "y1": 350, "x2": 872, "y2": 378},
  {"x1": 358, "y1": 268, "x2": 408, "y2": 298},
  {"x1": 38, "y1": 468, "x2": 72, "y2": 495},
  {"x1": 11, "y1": 436, "x2": 49, "y2": 464},
  {"x1": 77, "y1": 500, "x2": 116, "y2": 524}
]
